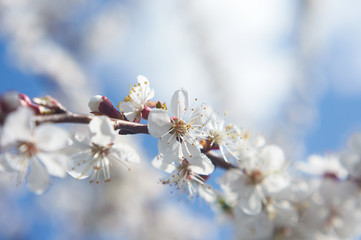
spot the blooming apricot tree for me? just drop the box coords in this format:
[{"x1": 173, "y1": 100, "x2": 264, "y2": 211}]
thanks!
[{"x1": 1, "y1": 75, "x2": 361, "y2": 239}]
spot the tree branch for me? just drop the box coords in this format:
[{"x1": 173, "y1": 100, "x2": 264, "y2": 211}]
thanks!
[
  {"x1": 34, "y1": 112, "x2": 92, "y2": 125},
  {"x1": 34, "y1": 112, "x2": 233, "y2": 169},
  {"x1": 34, "y1": 112, "x2": 149, "y2": 135},
  {"x1": 204, "y1": 150, "x2": 236, "y2": 169}
]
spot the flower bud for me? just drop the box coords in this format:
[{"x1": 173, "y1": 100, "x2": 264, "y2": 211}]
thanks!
[
  {"x1": 33, "y1": 95, "x2": 66, "y2": 113},
  {"x1": 140, "y1": 101, "x2": 158, "y2": 120},
  {"x1": 88, "y1": 95, "x2": 124, "y2": 119},
  {"x1": 18, "y1": 93, "x2": 42, "y2": 114},
  {"x1": 88, "y1": 95, "x2": 103, "y2": 113},
  {"x1": 140, "y1": 106, "x2": 151, "y2": 120}
]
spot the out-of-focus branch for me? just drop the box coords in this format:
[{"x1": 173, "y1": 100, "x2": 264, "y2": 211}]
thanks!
[
  {"x1": 34, "y1": 113, "x2": 92, "y2": 125},
  {"x1": 203, "y1": 150, "x2": 236, "y2": 170},
  {"x1": 34, "y1": 112, "x2": 149, "y2": 135}
]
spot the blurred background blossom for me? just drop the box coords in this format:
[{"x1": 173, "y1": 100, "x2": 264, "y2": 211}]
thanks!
[{"x1": 1, "y1": 0, "x2": 361, "y2": 239}]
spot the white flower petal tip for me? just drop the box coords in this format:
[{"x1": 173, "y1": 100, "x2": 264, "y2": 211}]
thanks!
[
  {"x1": 171, "y1": 89, "x2": 189, "y2": 117},
  {"x1": 241, "y1": 190, "x2": 262, "y2": 215},
  {"x1": 89, "y1": 116, "x2": 115, "y2": 145},
  {"x1": 137, "y1": 75, "x2": 148, "y2": 84},
  {"x1": 188, "y1": 154, "x2": 215, "y2": 176},
  {"x1": 1, "y1": 107, "x2": 34, "y2": 147},
  {"x1": 88, "y1": 95, "x2": 103, "y2": 112},
  {"x1": 28, "y1": 160, "x2": 50, "y2": 195},
  {"x1": 152, "y1": 154, "x2": 177, "y2": 173},
  {"x1": 34, "y1": 124, "x2": 68, "y2": 152}
]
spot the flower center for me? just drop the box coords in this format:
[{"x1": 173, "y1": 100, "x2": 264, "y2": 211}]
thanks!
[
  {"x1": 18, "y1": 141, "x2": 38, "y2": 158},
  {"x1": 212, "y1": 131, "x2": 224, "y2": 145},
  {"x1": 178, "y1": 159, "x2": 192, "y2": 180},
  {"x1": 247, "y1": 170, "x2": 264, "y2": 185},
  {"x1": 171, "y1": 117, "x2": 190, "y2": 137},
  {"x1": 91, "y1": 143, "x2": 111, "y2": 157},
  {"x1": 323, "y1": 172, "x2": 340, "y2": 181}
]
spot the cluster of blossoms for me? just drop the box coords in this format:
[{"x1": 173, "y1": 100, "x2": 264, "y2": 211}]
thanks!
[
  {"x1": 1, "y1": 76, "x2": 361, "y2": 239},
  {"x1": 0, "y1": 92, "x2": 139, "y2": 193}
]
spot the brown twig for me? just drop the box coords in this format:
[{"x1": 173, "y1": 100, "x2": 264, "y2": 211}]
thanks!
[
  {"x1": 34, "y1": 112, "x2": 92, "y2": 125},
  {"x1": 34, "y1": 112, "x2": 149, "y2": 135},
  {"x1": 203, "y1": 150, "x2": 236, "y2": 169}
]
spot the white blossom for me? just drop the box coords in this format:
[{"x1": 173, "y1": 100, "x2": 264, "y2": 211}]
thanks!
[
  {"x1": 234, "y1": 210, "x2": 274, "y2": 240},
  {"x1": 152, "y1": 154, "x2": 214, "y2": 197},
  {"x1": 296, "y1": 154, "x2": 348, "y2": 180},
  {"x1": 220, "y1": 144, "x2": 289, "y2": 215},
  {"x1": 67, "y1": 116, "x2": 140, "y2": 183},
  {"x1": 148, "y1": 89, "x2": 210, "y2": 165},
  {"x1": 294, "y1": 180, "x2": 361, "y2": 239},
  {"x1": 0, "y1": 108, "x2": 69, "y2": 194},
  {"x1": 203, "y1": 109, "x2": 241, "y2": 163},
  {"x1": 118, "y1": 75, "x2": 155, "y2": 122}
]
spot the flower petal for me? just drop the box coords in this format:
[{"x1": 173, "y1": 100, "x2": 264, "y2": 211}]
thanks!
[
  {"x1": 37, "y1": 152, "x2": 69, "y2": 178},
  {"x1": 1, "y1": 107, "x2": 33, "y2": 147},
  {"x1": 219, "y1": 169, "x2": 243, "y2": 191},
  {"x1": 158, "y1": 134, "x2": 181, "y2": 158},
  {"x1": 171, "y1": 89, "x2": 189, "y2": 117},
  {"x1": 0, "y1": 154, "x2": 13, "y2": 172},
  {"x1": 240, "y1": 187, "x2": 262, "y2": 215},
  {"x1": 111, "y1": 143, "x2": 140, "y2": 163},
  {"x1": 181, "y1": 141, "x2": 201, "y2": 159},
  {"x1": 5, "y1": 153, "x2": 28, "y2": 172},
  {"x1": 34, "y1": 124, "x2": 68, "y2": 151},
  {"x1": 138, "y1": 75, "x2": 154, "y2": 101},
  {"x1": 262, "y1": 174, "x2": 289, "y2": 194},
  {"x1": 188, "y1": 154, "x2": 214, "y2": 175},
  {"x1": 68, "y1": 151, "x2": 93, "y2": 179},
  {"x1": 28, "y1": 159, "x2": 50, "y2": 195},
  {"x1": 259, "y1": 144, "x2": 285, "y2": 171},
  {"x1": 198, "y1": 184, "x2": 217, "y2": 203},
  {"x1": 89, "y1": 116, "x2": 115, "y2": 146},
  {"x1": 118, "y1": 101, "x2": 136, "y2": 113},
  {"x1": 124, "y1": 111, "x2": 137, "y2": 123},
  {"x1": 65, "y1": 133, "x2": 91, "y2": 155},
  {"x1": 148, "y1": 109, "x2": 172, "y2": 138},
  {"x1": 152, "y1": 154, "x2": 177, "y2": 173}
]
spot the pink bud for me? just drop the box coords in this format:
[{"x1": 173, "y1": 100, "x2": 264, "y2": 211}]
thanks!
[
  {"x1": 88, "y1": 95, "x2": 123, "y2": 119},
  {"x1": 18, "y1": 93, "x2": 41, "y2": 114},
  {"x1": 33, "y1": 95, "x2": 66, "y2": 113},
  {"x1": 141, "y1": 106, "x2": 151, "y2": 120},
  {"x1": 145, "y1": 101, "x2": 157, "y2": 108}
]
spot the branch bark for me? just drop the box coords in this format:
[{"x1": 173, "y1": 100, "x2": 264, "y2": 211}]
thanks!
[
  {"x1": 34, "y1": 113, "x2": 149, "y2": 135},
  {"x1": 204, "y1": 150, "x2": 236, "y2": 169}
]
